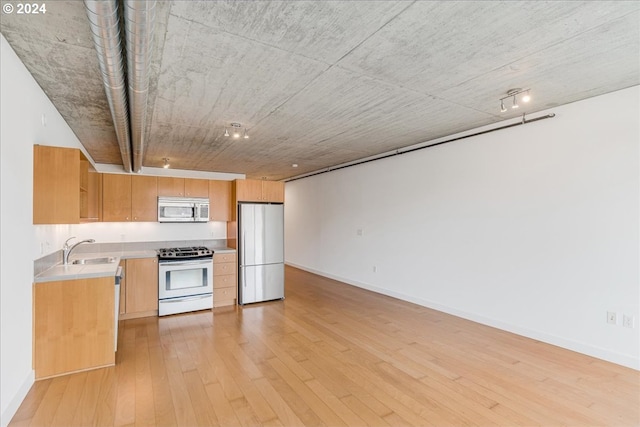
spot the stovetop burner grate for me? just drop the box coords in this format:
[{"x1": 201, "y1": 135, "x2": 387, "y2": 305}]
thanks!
[{"x1": 157, "y1": 246, "x2": 214, "y2": 260}]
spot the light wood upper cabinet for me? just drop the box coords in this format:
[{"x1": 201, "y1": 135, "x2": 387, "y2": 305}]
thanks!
[
  {"x1": 33, "y1": 145, "x2": 90, "y2": 224},
  {"x1": 102, "y1": 174, "x2": 132, "y2": 222},
  {"x1": 185, "y1": 178, "x2": 209, "y2": 197},
  {"x1": 262, "y1": 180, "x2": 285, "y2": 203},
  {"x1": 158, "y1": 177, "x2": 209, "y2": 198},
  {"x1": 157, "y1": 177, "x2": 185, "y2": 197},
  {"x1": 209, "y1": 180, "x2": 232, "y2": 221},
  {"x1": 235, "y1": 179, "x2": 284, "y2": 203},
  {"x1": 131, "y1": 175, "x2": 157, "y2": 221},
  {"x1": 102, "y1": 174, "x2": 157, "y2": 222},
  {"x1": 124, "y1": 258, "x2": 158, "y2": 316}
]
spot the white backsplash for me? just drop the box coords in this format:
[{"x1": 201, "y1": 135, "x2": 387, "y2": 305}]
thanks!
[{"x1": 33, "y1": 220, "x2": 227, "y2": 259}]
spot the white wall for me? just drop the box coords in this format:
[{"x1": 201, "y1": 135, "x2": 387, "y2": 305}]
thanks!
[
  {"x1": 0, "y1": 34, "x2": 235, "y2": 425},
  {"x1": 0, "y1": 34, "x2": 89, "y2": 425},
  {"x1": 285, "y1": 86, "x2": 640, "y2": 370}
]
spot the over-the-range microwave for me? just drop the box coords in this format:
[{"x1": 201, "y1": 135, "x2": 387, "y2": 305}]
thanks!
[{"x1": 158, "y1": 197, "x2": 209, "y2": 223}]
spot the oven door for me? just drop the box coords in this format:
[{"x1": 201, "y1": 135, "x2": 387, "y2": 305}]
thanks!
[{"x1": 158, "y1": 259, "x2": 213, "y2": 300}]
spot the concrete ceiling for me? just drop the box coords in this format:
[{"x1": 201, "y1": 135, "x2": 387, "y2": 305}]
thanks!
[{"x1": 2, "y1": 1, "x2": 638, "y2": 180}]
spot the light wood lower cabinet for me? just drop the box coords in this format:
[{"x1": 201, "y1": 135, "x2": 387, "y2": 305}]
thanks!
[
  {"x1": 120, "y1": 258, "x2": 158, "y2": 319},
  {"x1": 213, "y1": 252, "x2": 237, "y2": 307},
  {"x1": 34, "y1": 277, "x2": 115, "y2": 379}
]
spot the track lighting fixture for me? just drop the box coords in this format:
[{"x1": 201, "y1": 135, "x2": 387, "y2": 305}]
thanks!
[
  {"x1": 499, "y1": 88, "x2": 531, "y2": 113},
  {"x1": 224, "y1": 122, "x2": 250, "y2": 139},
  {"x1": 163, "y1": 158, "x2": 170, "y2": 168}
]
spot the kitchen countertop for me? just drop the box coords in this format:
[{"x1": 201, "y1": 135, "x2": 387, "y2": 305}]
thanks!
[{"x1": 34, "y1": 246, "x2": 236, "y2": 283}]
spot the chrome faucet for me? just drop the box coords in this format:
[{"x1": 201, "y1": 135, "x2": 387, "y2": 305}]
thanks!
[{"x1": 63, "y1": 237, "x2": 95, "y2": 265}]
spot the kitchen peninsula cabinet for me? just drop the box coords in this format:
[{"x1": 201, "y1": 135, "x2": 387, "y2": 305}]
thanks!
[
  {"x1": 158, "y1": 177, "x2": 209, "y2": 198},
  {"x1": 235, "y1": 179, "x2": 284, "y2": 203},
  {"x1": 34, "y1": 277, "x2": 115, "y2": 379},
  {"x1": 120, "y1": 258, "x2": 158, "y2": 319},
  {"x1": 213, "y1": 252, "x2": 237, "y2": 307},
  {"x1": 209, "y1": 180, "x2": 232, "y2": 221},
  {"x1": 33, "y1": 145, "x2": 95, "y2": 224},
  {"x1": 102, "y1": 174, "x2": 157, "y2": 222}
]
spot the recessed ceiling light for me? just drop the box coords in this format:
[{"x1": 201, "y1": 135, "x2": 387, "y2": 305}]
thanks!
[{"x1": 292, "y1": 163, "x2": 298, "y2": 168}]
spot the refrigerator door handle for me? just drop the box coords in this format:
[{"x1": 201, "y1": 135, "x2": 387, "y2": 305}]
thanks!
[{"x1": 242, "y1": 230, "x2": 246, "y2": 267}]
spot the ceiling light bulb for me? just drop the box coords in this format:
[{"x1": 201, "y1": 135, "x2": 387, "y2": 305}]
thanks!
[
  {"x1": 522, "y1": 90, "x2": 531, "y2": 102},
  {"x1": 500, "y1": 100, "x2": 507, "y2": 112},
  {"x1": 511, "y1": 95, "x2": 519, "y2": 109},
  {"x1": 224, "y1": 128, "x2": 229, "y2": 137},
  {"x1": 233, "y1": 129, "x2": 240, "y2": 138},
  {"x1": 243, "y1": 128, "x2": 249, "y2": 139},
  {"x1": 163, "y1": 158, "x2": 170, "y2": 168}
]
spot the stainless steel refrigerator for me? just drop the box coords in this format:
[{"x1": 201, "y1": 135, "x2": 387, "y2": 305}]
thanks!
[{"x1": 238, "y1": 203, "x2": 285, "y2": 305}]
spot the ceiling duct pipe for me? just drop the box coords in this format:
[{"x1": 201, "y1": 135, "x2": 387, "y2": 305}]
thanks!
[
  {"x1": 124, "y1": 0, "x2": 156, "y2": 173},
  {"x1": 84, "y1": 0, "x2": 133, "y2": 173}
]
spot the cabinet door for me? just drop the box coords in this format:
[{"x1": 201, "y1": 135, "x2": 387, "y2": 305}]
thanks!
[
  {"x1": 131, "y1": 175, "x2": 157, "y2": 221},
  {"x1": 102, "y1": 174, "x2": 132, "y2": 222},
  {"x1": 34, "y1": 277, "x2": 114, "y2": 379},
  {"x1": 235, "y1": 179, "x2": 263, "y2": 202},
  {"x1": 262, "y1": 181, "x2": 284, "y2": 202},
  {"x1": 33, "y1": 145, "x2": 81, "y2": 224},
  {"x1": 125, "y1": 258, "x2": 158, "y2": 315},
  {"x1": 157, "y1": 177, "x2": 185, "y2": 197},
  {"x1": 209, "y1": 180, "x2": 232, "y2": 221},
  {"x1": 184, "y1": 178, "x2": 209, "y2": 198}
]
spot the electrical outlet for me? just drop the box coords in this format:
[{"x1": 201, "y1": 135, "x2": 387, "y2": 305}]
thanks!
[
  {"x1": 373, "y1": 266, "x2": 377, "y2": 273},
  {"x1": 356, "y1": 228, "x2": 363, "y2": 236},
  {"x1": 623, "y1": 315, "x2": 635, "y2": 328},
  {"x1": 607, "y1": 311, "x2": 617, "y2": 325}
]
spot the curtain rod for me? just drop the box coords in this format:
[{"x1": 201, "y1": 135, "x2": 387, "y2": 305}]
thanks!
[{"x1": 285, "y1": 112, "x2": 556, "y2": 183}]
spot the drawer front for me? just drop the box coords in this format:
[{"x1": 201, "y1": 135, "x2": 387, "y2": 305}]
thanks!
[
  {"x1": 214, "y1": 253, "x2": 236, "y2": 264},
  {"x1": 214, "y1": 262, "x2": 235, "y2": 276},
  {"x1": 214, "y1": 274, "x2": 236, "y2": 289},
  {"x1": 213, "y1": 286, "x2": 236, "y2": 303}
]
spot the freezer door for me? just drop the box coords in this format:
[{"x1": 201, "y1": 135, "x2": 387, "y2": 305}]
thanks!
[
  {"x1": 239, "y1": 203, "x2": 284, "y2": 266},
  {"x1": 239, "y1": 263, "x2": 284, "y2": 304}
]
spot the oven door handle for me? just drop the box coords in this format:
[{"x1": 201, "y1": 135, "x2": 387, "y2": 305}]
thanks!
[
  {"x1": 162, "y1": 294, "x2": 212, "y2": 303},
  {"x1": 159, "y1": 259, "x2": 211, "y2": 267}
]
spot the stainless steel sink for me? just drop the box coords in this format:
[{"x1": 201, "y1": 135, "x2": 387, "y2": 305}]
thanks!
[{"x1": 71, "y1": 256, "x2": 117, "y2": 265}]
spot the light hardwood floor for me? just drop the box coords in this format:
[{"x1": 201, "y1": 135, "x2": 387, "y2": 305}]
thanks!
[{"x1": 11, "y1": 266, "x2": 639, "y2": 426}]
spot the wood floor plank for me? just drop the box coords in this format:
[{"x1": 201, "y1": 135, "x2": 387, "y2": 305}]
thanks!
[
  {"x1": 50, "y1": 372, "x2": 86, "y2": 427},
  {"x1": 10, "y1": 266, "x2": 639, "y2": 427},
  {"x1": 28, "y1": 376, "x2": 69, "y2": 427},
  {"x1": 204, "y1": 382, "x2": 241, "y2": 427}
]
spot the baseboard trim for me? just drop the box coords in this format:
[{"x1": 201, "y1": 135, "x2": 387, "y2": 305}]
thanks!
[
  {"x1": 285, "y1": 262, "x2": 639, "y2": 371},
  {"x1": 1, "y1": 369, "x2": 34, "y2": 427}
]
